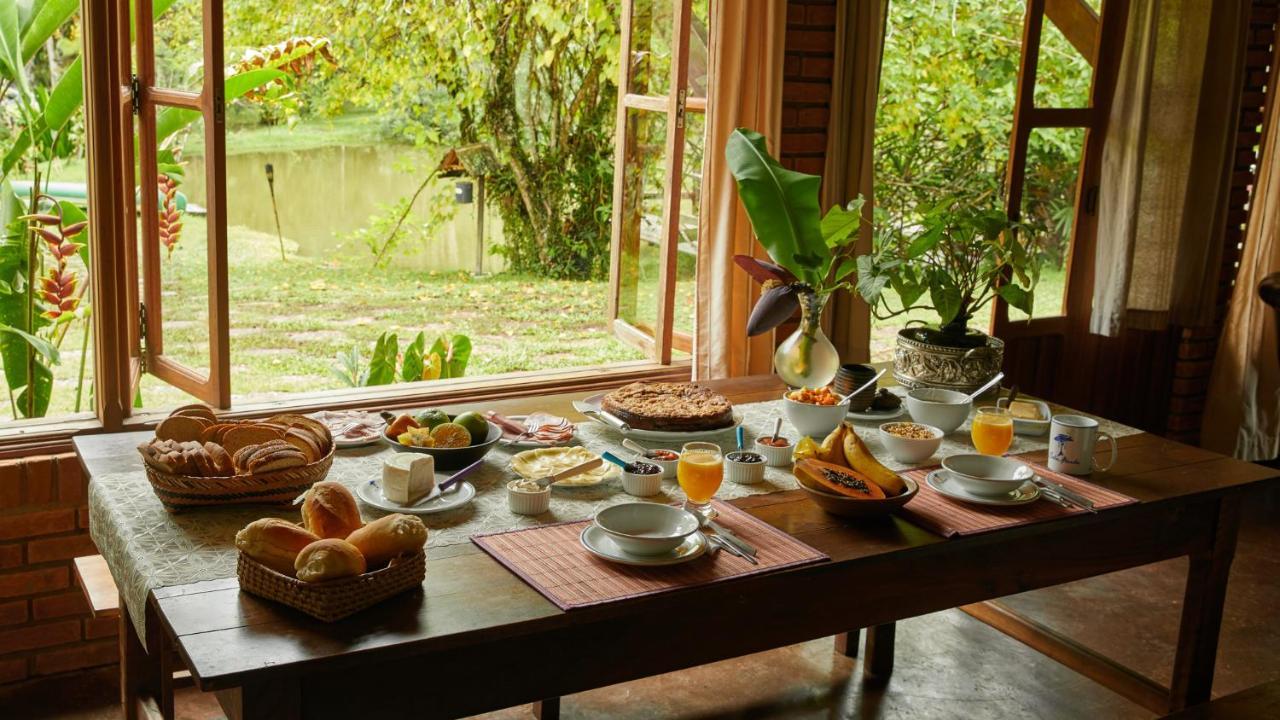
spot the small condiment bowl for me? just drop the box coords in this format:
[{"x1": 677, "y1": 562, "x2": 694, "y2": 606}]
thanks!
[
  {"x1": 724, "y1": 450, "x2": 766, "y2": 484},
  {"x1": 904, "y1": 388, "x2": 972, "y2": 434},
  {"x1": 646, "y1": 449, "x2": 679, "y2": 478},
  {"x1": 941, "y1": 454, "x2": 1034, "y2": 497},
  {"x1": 878, "y1": 422, "x2": 944, "y2": 464},
  {"x1": 782, "y1": 391, "x2": 851, "y2": 438},
  {"x1": 753, "y1": 436, "x2": 793, "y2": 467},
  {"x1": 621, "y1": 461, "x2": 663, "y2": 497},
  {"x1": 507, "y1": 478, "x2": 551, "y2": 515},
  {"x1": 593, "y1": 503, "x2": 700, "y2": 556}
]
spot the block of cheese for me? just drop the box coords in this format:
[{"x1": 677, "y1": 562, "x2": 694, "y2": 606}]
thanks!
[
  {"x1": 381, "y1": 453, "x2": 435, "y2": 505},
  {"x1": 1008, "y1": 400, "x2": 1043, "y2": 420}
]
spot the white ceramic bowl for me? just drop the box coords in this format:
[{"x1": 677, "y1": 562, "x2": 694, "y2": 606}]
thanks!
[
  {"x1": 753, "y1": 437, "x2": 793, "y2": 467},
  {"x1": 646, "y1": 450, "x2": 679, "y2": 478},
  {"x1": 507, "y1": 480, "x2": 551, "y2": 515},
  {"x1": 725, "y1": 450, "x2": 766, "y2": 484},
  {"x1": 782, "y1": 391, "x2": 851, "y2": 438},
  {"x1": 941, "y1": 454, "x2": 1034, "y2": 497},
  {"x1": 996, "y1": 398, "x2": 1052, "y2": 436},
  {"x1": 877, "y1": 422, "x2": 944, "y2": 464},
  {"x1": 593, "y1": 503, "x2": 700, "y2": 556},
  {"x1": 621, "y1": 464, "x2": 663, "y2": 497},
  {"x1": 905, "y1": 388, "x2": 972, "y2": 434}
]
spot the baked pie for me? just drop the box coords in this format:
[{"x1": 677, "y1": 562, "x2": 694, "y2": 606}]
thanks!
[{"x1": 601, "y1": 382, "x2": 735, "y2": 432}]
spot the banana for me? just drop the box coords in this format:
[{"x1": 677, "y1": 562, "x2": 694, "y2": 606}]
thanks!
[
  {"x1": 817, "y1": 423, "x2": 847, "y2": 466},
  {"x1": 842, "y1": 423, "x2": 907, "y2": 496}
]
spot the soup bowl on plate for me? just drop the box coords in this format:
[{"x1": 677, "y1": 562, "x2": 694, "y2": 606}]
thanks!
[
  {"x1": 593, "y1": 503, "x2": 700, "y2": 556},
  {"x1": 941, "y1": 454, "x2": 1034, "y2": 497}
]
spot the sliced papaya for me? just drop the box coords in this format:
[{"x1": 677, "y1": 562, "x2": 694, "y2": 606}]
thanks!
[
  {"x1": 795, "y1": 459, "x2": 885, "y2": 500},
  {"x1": 386, "y1": 414, "x2": 419, "y2": 438}
]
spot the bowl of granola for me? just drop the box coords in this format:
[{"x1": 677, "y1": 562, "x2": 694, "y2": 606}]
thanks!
[{"x1": 878, "y1": 421, "x2": 943, "y2": 465}]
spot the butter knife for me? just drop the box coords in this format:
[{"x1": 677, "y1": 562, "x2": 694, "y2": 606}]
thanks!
[
  {"x1": 707, "y1": 519, "x2": 757, "y2": 557},
  {"x1": 1033, "y1": 477, "x2": 1096, "y2": 513},
  {"x1": 580, "y1": 408, "x2": 632, "y2": 433},
  {"x1": 708, "y1": 534, "x2": 758, "y2": 565}
]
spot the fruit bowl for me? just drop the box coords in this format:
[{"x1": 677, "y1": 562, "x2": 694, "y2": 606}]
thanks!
[
  {"x1": 382, "y1": 417, "x2": 502, "y2": 470},
  {"x1": 795, "y1": 472, "x2": 918, "y2": 518}
]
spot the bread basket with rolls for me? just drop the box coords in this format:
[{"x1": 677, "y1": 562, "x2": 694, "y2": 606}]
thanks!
[
  {"x1": 136, "y1": 404, "x2": 336, "y2": 512},
  {"x1": 234, "y1": 482, "x2": 427, "y2": 621}
]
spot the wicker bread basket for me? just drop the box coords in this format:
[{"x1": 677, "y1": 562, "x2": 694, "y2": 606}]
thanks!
[
  {"x1": 143, "y1": 446, "x2": 335, "y2": 512},
  {"x1": 237, "y1": 549, "x2": 426, "y2": 622}
]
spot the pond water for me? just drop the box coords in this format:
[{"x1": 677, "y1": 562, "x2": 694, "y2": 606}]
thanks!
[{"x1": 182, "y1": 144, "x2": 505, "y2": 272}]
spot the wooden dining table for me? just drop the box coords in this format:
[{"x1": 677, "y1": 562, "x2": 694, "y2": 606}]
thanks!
[{"x1": 74, "y1": 375, "x2": 1280, "y2": 720}]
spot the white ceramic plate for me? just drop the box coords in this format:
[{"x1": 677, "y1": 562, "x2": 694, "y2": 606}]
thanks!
[
  {"x1": 579, "y1": 525, "x2": 707, "y2": 566},
  {"x1": 845, "y1": 405, "x2": 906, "y2": 422},
  {"x1": 500, "y1": 414, "x2": 577, "y2": 448},
  {"x1": 925, "y1": 469, "x2": 1040, "y2": 506},
  {"x1": 510, "y1": 446, "x2": 617, "y2": 487},
  {"x1": 335, "y1": 434, "x2": 383, "y2": 449},
  {"x1": 356, "y1": 478, "x2": 476, "y2": 514},
  {"x1": 574, "y1": 394, "x2": 743, "y2": 441}
]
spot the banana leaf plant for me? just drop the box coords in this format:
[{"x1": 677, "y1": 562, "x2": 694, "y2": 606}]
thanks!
[{"x1": 331, "y1": 332, "x2": 473, "y2": 388}]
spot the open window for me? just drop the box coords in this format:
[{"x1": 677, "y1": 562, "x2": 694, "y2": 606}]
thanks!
[{"x1": 607, "y1": 0, "x2": 707, "y2": 363}]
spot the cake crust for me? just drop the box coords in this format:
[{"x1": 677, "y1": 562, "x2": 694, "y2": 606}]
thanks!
[{"x1": 601, "y1": 382, "x2": 735, "y2": 432}]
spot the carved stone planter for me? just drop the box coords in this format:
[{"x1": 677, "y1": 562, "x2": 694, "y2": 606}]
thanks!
[{"x1": 892, "y1": 328, "x2": 1004, "y2": 395}]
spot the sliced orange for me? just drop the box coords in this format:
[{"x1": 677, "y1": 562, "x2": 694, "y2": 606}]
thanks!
[{"x1": 430, "y1": 422, "x2": 471, "y2": 448}]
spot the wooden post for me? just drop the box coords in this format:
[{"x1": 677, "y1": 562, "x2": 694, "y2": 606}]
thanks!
[{"x1": 475, "y1": 174, "x2": 485, "y2": 275}]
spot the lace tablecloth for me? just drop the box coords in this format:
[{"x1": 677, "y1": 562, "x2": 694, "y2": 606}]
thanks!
[{"x1": 89, "y1": 397, "x2": 1140, "y2": 642}]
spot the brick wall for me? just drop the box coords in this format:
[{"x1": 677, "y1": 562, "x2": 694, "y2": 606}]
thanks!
[
  {"x1": 0, "y1": 452, "x2": 115, "y2": 686},
  {"x1": 781, "y1": 0, "x2": 837, "y2": 175}
]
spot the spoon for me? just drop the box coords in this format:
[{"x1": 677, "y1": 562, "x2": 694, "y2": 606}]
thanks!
[
  {"x1": 847, "y1": 368, "x2": 886, "y2": 399},
  {"x1": 735, "y1": 426, "x2": 745, "y2": 451},
  {"x1": 770, "y1": 417, "x2": 783, "y2": 442},
  {"x1": 621, "y1": 438, "x2": 658, "y2": 459},
  {"x1": 533, "y1": 457, "x2": 603, "y2": 488},
  {"x1": 1005, "y1": 384, "x2": 1020, "y2": 410},
  {"x1": 967, "y1": 371, "x2": 1005, "y2": 401},
  {"x1": 600, "y1": 451, "x2": 630, "y2": 469}
]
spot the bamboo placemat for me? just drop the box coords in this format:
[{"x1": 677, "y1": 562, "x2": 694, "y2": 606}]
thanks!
[
  {"x1": 472, "y1": 501, "x2": 827, "y2": 610},
  {"x1": 898, "y1": 460, "x2": 1136, "y2": 537}
]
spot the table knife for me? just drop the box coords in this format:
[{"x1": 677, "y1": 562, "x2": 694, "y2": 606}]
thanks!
[
  {"x1": 580, "y1": 408, "x2": 632, "y2": 433},
  {"x1": 1033, "y1": 477, "x2": 1096, "y2": 512},
  {"x1": 707, "y1": 519, "x2": 757, "y2": 557},
  {"x1": 708, "y1": 534, "x2": 757, "y2": 565}
]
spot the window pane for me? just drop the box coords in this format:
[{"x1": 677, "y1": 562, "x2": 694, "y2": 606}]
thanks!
[
  {"x1": 628, "y1": 0, "x2": 673, "y2": 98},
  {"x1": 1033, "y1": 14, "x2": 1094, "y2": 109},
  {"x1": 674, "y1": 110, "x2": 704, "y2": 345},
  {"x1": 1010, "y1": 127, "x2": 1086, "y2": 321},
  {"x1": 688, "y1": 0, "x2": 710, "y2": 99},
  {"x1": 152, "y1": 0, "x2": 205, "y2": 90},
  {"x1": 616, "y1": 108, "x2": 669, "y2": 336}
]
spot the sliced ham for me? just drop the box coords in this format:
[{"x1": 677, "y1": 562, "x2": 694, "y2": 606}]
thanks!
[{"x1": 487, "y1": 411, "x2": 574, "y2": 444}]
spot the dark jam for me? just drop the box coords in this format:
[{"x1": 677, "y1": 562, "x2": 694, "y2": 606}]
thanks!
[
  {"x1": 822, "y1": 467, "x2": 870, "y2": 492},
  {"x1": 726, "y1": 451, "x2": 764, "y2": 464},
  {"x1": 625, "y1": 461, "x2": 661, "y2": 475},
  {"x1": 651, "y1": 449, "x2": 678, "y2": 461}
]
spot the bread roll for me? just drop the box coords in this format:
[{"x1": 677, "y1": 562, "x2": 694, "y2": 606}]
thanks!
[
  {"x1": 294, "y1": 539, "x2": 366, "y2": 582},
  {"x1": 301, "y1": 481, "x2": 363, "y2": 539},
  {"x1": 235, "y1": 518, "x2": 320, "y2": 576},
  {"x1": 346, "y1": 514, "x2": 427, "y2": 568}
]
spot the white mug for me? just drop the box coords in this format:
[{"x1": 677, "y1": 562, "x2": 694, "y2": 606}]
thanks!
[{"x1": 1048, "y1": 414, "x2": 1116, "y2": 475}]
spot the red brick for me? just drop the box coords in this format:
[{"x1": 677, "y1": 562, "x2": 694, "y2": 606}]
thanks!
[
  {"x1": 807, "y1": 4, "x2": 837, "y2": 25},
  {"x1": 784, "y1": 54, "x2": 801, "y2": 75},
  {"x1": 34, "y1": 639, "x2": 117, "y2": 676},
  {"x1": 77, "y1": 507, "x2": 90, "y2": 529},
  {"x1": 27, "y1": 533, "x2": 96, "y2": 564},
  {"x1": 0, "y1": 657, "x2": 26, "y2": 684},
  {"x1": 782, "y1": 80, "x2": 831, "y2": 104},
  {"x1": 782, "y1": 131, "x2": 827, "y2": 154},
  {"x1": 24, "y1": 457, "x2": 55, "y2": 505},
  {"x1": 793, "y1": 157, "x2": 826, "y2": 174},
  {"x1": 786, "y1": 29, "x2": 835, "y2": 53},
  {"x1": 798, "y1": 107, "x2": 830, "y2": 127},
  {"x1": 0, "y1": 461, "x2": 22, "y2": 510},
  {"x1": 56, "y1": 455, "x2": 84, "y2": 506},
  {"x1": 0, "y1": 599, "x2": 26, "y2": 626},
  {"x1": 801, "y1": 56, "x2": 834, "y2": 78},
  {"x1": 786, "y1": 4, "x2": 804, "y2": 24},
  {"x1": 0, "y1": 544, "x2": 20, "y2": 569},
  {"x1": 0, "y1": 508, "x2": 75, "y2": 540},
  {"x1": 0, "y1": 566, "x2": 67, "y2": 598},
  {"x1": 32, "y1": 591, "x2": 88, "y2": 620},
  {"x1": 0, "y1": 619, "x2": 80, "y2": 653},
  {"x1": 84, "y1": 615, "x2": 118, "y2": 640}
]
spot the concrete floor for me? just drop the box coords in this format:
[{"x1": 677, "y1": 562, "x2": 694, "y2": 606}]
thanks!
[{"x1": 5, "y1": 508, "x2": 1277, "y2": 720}]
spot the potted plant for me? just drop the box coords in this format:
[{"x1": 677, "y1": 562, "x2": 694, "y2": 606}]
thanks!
[
  {"x1": 854, "y1": 198, "x2": 1040, "y2": 392},
  {"x1": 726, "y1": 129, "x2": 867, "y2": 388}
]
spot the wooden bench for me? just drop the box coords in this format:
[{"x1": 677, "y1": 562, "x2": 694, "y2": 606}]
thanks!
[
  {"x1": 74, "y1": 555, "x2": 191, "y2": 720},
  {"x1": 1161, "y1": 680, "x2": 1280, "y2": 718}
]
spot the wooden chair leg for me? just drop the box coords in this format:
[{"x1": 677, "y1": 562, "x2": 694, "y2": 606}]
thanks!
[
  {"x1": 835, "y1": 628, "x2": 861, "y2": 658},
  {"x1": 863, "y1": 623, "x2": 896, "y2": 680},
  {"x1": 532, "y1": 697, "x2": 560, "y2": 720}
]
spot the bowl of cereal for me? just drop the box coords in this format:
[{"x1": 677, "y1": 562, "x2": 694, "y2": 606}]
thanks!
[
  {"x1": 878, "y1": 421, "x2": 944, "y2": 464},
  {"x1": 783, "y1": 387, "x2": 851, "y2": 438}
]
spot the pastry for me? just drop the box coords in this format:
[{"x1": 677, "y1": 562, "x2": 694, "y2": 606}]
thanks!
[
  {"x1": 301, "y1": 481, "x2": 363, "y2": 539},
  {"x1": 346, "y1": 514, "x2": 427, "y2": 568},
  {"x1": 235, "y1": 518, "x2": 320, "y2": 576},
  {"x1": 294, "y1": 538, "x2": 366, "y2": 582},
  {"x1": 600, "y1": 382, "x2": 734, "y2": 432},
  {"x1": 381, "y1": 454, "x2": 435, "y2": 504}
]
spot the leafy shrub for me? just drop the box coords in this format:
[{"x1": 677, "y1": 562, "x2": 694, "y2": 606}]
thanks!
[{"x1": 332, "y1": 331, "x2": 472, "y2": 388}]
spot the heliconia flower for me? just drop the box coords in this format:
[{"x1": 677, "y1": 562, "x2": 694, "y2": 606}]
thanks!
[
  {"x1": 61, "y1": 221, "x2": 87, "y2": 238},
  {"x1": 746, "y1": 281, "x2": 801, "y2": 336},
  {"x1": 36, "y1": 228, "x2": 61, "y2": 246},
  {"x1": 21, "y1": 213, "x2": 61, "y2": 226}
]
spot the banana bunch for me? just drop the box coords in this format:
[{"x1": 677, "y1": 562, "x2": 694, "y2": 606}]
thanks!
[{"x1": 793, "y1": 422, "x2": 906, "y2": 496}]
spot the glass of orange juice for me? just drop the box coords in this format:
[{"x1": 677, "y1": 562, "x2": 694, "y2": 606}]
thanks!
[
  {"x1": 971, "y1": 406, "x2": 1014, "y2": 455},
  {"x1": 677, "y1": 442, "x2": 724, "y2": 518}
]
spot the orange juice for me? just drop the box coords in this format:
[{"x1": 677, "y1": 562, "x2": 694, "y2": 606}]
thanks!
[
  {"x1": 677, "y1": 446, "x2": 723, "y2": 504},
  {"x1": 971, "y1": 407, "x2": 1013, "y2": 455}
]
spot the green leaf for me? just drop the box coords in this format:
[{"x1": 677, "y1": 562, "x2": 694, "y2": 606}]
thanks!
[
  {"x1": 891, "y1": 271, "x2": 926, "y2": 308},
  {"x1": 905, "y1": 223, "x2": 943, "y2": 259},
  {"x1": 928, "y1": 272, "x2": 962, "y2": 326},
  {"x1": 401, "y1": 331, "x2": 425, "y2": 383},
  {"x1": 156, "y1": 68, "x2": 287, "y2": 144},
  {"x1": 724, "y1": 128, "x2": 825, "y2": 284},
  {"x1": 445, "y1": 334, "x2": 471, "y2": 378},
  {"x1": 819, "y1": 198, "x2": 863, "y2": 250},
  {"x1": 833, "y1": 257, "x2": 857, "y2": 283},
  {"x1": 0, "y1": 2, "x2": 26, "y2": 91},
  {"x1": 20, "y1": 0, "x2": 75, "y2": 63},
  {"x1": 997, "y1": 284, "x2": 1034, "y2": 315},
  {"x1": 364, "y1": 332, "x2": 398, "y2": 386},
  {"x1": 43, "y1": 55, "x2": 81, "y2": 131},
  {"x1": 0, "y1": 323, "x2": 58, "y2": 364}
]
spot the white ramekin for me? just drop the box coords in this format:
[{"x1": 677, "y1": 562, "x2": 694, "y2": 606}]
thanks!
[
  {"x1": 753, "y1": 438, "x2": 794, "y2": 467},
  {"x1": 507, "y1": 481, "x2": 551, "y2": 515},
  {"x1": 621, "y1": 468, "x2": 663, "y2": 496},
  {"x1": 725, "y1": 451, "x2": 766, "y2": 484}
]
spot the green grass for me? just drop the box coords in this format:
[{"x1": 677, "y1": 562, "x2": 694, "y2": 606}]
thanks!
[{"x1": 203, "y1": 113, "x2": 397, "y2": 156}]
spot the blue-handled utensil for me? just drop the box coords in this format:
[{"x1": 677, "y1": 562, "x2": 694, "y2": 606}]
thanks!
[
  {"x1": 736, "y1": 426, "x2": 745, "y2": 451},
  {"x1": 601, "y1": 451, "x2": 630, "y2": 469}
]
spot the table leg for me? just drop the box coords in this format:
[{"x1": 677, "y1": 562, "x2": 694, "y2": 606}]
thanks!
[
  {"x1": 1168, "y1": 496, "x2": 1241, "y2": 712},
  {"x1": 532, "y1": 697, "x2": 560, "y2": 719},
  {"x1": 862, "y1": 623, "x2": 896, "y2": 680},
  {"x1": 216, "y1": 678, "x2": 302, "y2": 720},
  {"x1": 834, "y1": 628, "x2": 861, "y2": 658},
  {"x1": 119, "y1": 597, "x2": 159, "y2": 720}
]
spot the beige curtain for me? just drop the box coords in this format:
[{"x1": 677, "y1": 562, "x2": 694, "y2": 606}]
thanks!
[
  {"x1": 1201, "y1": 88, "x2": 1280, "y2": 460},
  {"x1": 694, "y1": 0, "x2": 786, "y2": 380},
  {"x1": 822, "y1": 0, "x2": 887, "y2": 363},
  {"x1": 1091, "y1": 0, "x2": 1248, "y2": 336}
]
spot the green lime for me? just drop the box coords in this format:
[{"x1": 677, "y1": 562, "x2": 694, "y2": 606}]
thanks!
[
  {"x1": 413, "y1": 409, "x2": 450, "y2": 429},
  {"x1": 452, "y1": 410, "x2": 489, "y2": 444}
]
